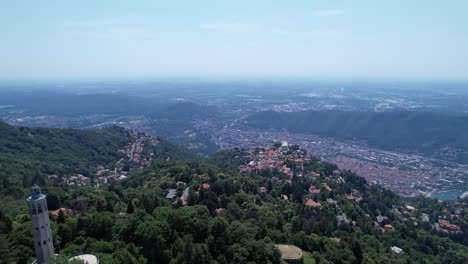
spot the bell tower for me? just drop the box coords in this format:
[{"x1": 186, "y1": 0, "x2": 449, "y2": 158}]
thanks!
[{"x1": 27, "y1": 185, "x2": 55, "y2": 264}]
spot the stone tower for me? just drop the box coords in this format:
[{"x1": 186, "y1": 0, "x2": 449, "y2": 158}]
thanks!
[{"x1": 27, "y1": 185, "x2": 55, "y2": 264}]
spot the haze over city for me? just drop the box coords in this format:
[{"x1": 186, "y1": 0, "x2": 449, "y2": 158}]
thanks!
[{"x1": 1, "y1": 0, "x2": 468, "y2": 81}]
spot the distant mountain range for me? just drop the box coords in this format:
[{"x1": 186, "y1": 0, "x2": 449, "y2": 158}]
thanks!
[
  {"x1": 0, "y1": 90, "x2": 170, "y2": 117},
  {"x1": 246, "y1": 110, "x2": 468, "y2": 164}
]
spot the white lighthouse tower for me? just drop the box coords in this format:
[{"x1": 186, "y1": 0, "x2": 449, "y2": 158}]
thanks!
[{"x1": 27, "y1": 185, "x2": 55, "y2": 264}]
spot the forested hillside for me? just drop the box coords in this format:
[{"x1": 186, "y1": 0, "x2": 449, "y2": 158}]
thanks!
[
  {"x1": 0, "y1": 122, "x2": 197, "y2": 189},
  {"x1": 0, "y1": 125, "x2": 466, "y2": 264},
  {"x1": 0, "y1": 122, "x2": 132, "y2": 185},
  {"x1": 246, "y1": 110, "x2": 468, "y2": 163}
]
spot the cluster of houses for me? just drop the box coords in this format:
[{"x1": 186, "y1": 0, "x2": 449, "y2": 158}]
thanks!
[
  {"x1": 95, "y1": 166, "x2": 128, "y2": 185},
  {"x1": 432, "y1": 202, "x2": 463, "y2": 234},
  {"x1": 48, "y1": 166, "x2": 129, "y2": 186},
  {"x1": 127, "y1": 136, "x2": 153, "y2": 166},
  {"x1": 239, "y1": 142, "x2": 309, "y2": 179},
  {"x1": 305, "y1": 184, "x2": 364, "y2": 210},
  {"x1": 48, "y1": 174, "x2": 91, "y2": 186},
  {"x1": 48, "y1": 132, "x2": 162, "y2": 187},
  {"x1": 436, "y1": 219, "x2": 461, "y2": 233},
  {"x1": 238, "y1": 143, "x2": 467, "y2": 247},
  {"x1": 239, "y1": 143, "x2": 368, "y2": 211},
  {"x1": 240, "y1": 147, "x2": 284, "y2": 173},
  {"x1": 123, "y1": 132, "x2": 159, "y2": 166},
  {"x1": 374, "y1": 203, "x2": 464, "y2": 235}
]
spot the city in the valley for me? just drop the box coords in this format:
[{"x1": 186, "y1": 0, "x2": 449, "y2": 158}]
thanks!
[{"x1": 2, "y1": 82, "x2": 467, "y2": 199}]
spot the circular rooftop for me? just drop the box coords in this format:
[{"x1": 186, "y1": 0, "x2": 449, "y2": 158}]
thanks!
[
  {"x1": 275, "y1": 244, "x2": 303, "y2": 260},
  {"x1": 70, "y1": 254, "x2": 99, "y2": 264}
]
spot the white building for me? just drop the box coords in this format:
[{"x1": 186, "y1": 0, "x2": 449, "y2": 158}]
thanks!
[
  {"x1": 27, "y1": 185, "x2": 55, "y2": 264},
  {"x1": 70, "y1": 254, "x2": 99, "y2": 264},
  {"x1": 391, "y1": 246, "x2": 404, "y2": 255},
  {"x1": 280, "y1": 141, "x2": 289, "y2": 153}
]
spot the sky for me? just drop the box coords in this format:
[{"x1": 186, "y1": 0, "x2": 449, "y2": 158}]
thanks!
[{"x1": 1, "y1": 0, "x2": 468, "y2": 81}]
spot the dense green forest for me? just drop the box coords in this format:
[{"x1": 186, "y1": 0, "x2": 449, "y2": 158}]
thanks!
[
  {"x1": 246, "y1": 110, "x2": 468, "y2": 163},
  {"x1": 0, "y1": 122, "x2": 132, "y2": 185},
  {"x1": 0, "y1": 122, "x2": 197, "y2": 216},
  {"x1": 0, "y1": 121, "x2": 197, "y2": 185},
  {"x1": 0, "y1": 124, "x2": 467, "y2": 264}
]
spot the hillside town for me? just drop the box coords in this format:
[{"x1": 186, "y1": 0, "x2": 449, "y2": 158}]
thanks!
[
  {"x1": 48, "y1": 132, "x2": 160, "y2": 186},
  {"x1": 211, "y1": 127, "x2": 468, "y2": 198},
  {"x1": 236, "y1": 143, "x2": 466, "y2": 238}
]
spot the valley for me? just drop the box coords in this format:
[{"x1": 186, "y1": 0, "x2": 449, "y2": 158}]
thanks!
[{"x1": 1, "y1": 83, "x2": 468, "y2": 198}]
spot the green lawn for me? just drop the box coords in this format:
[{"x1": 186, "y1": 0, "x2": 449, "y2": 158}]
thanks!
[{"x1": 303, "y1": 252, "x2": 315, "y2": 264}]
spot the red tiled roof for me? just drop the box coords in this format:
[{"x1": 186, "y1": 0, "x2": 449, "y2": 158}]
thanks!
[
  {"x1": 51, "y1": 208, "x2": 77, "y2": 217},
  {"x1": 198, "y1": 183, "x2": 210, "y2": 191},
  {"x1": 309, "y1": 188, "x2": 321, "y2": 194},
  {"x1": 438, "y1": 219, "x2": 461, "y2": 231},
  {"x1": 305, "y1": 198, "x2": 321, "y2": 208}
]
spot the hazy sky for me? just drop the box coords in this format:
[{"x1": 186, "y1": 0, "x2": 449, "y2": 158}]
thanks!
[{"x1": 1, "y1": 1, "x2": 468, "y2": 81}]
